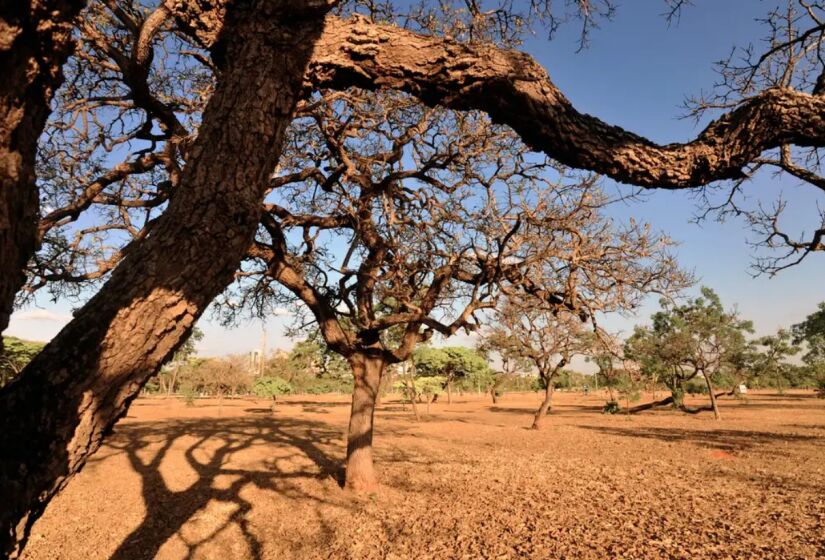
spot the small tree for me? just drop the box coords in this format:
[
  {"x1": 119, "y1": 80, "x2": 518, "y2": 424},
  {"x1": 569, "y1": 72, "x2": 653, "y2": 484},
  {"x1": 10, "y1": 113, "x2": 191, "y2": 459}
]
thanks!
[
  {"x1": 486, "y1": 300, "x2": 594, "y2": 430},
  {"x1": 477, "y1": 330, "x2": 532, "y2": 404},
  {"x1": 252, "y1": 376, "x2": 293, "y2": 412},
  {"x1": 752, "y1": 330, "x2": 801, "y2": 393},
  {"x1": 0, "y1": 337, "x2": 45, "y2": 388},
  {"x1": 413, "y1": 346, "x2": 492, "y2": 404}
]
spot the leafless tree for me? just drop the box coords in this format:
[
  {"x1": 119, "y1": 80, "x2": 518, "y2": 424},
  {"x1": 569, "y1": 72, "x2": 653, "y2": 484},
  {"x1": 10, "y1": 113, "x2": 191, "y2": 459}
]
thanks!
[{"x1": 220, "y1": 86, "x2": 681, "y2": 489}]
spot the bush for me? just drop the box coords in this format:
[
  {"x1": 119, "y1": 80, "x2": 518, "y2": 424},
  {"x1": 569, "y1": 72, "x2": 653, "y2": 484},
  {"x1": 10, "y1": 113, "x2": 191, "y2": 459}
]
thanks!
[
  {"x1": 816, "y1": 376, "x2": 825, "y2": 399},
  {"x1": 302, "y1": 376, "x2": 352, "y2": 394},
  {"x1": 252, "y1": 376, "x2": 293, "y2": 399},
  {"x1": 684, "y1": 379, "x2": 708, "y2": 395},
  {"x1": 180, "y1": 386, "x2": 197, "y2": 406},
  {"x1": 602, "y1": 400, "x2": 621, "y2": 414}
]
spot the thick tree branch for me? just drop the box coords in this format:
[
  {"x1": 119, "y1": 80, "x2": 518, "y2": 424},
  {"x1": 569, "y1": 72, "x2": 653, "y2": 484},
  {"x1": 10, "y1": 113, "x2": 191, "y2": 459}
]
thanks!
[{"x1": 306, "y1": 15, "x2": 825, "y2": 189}]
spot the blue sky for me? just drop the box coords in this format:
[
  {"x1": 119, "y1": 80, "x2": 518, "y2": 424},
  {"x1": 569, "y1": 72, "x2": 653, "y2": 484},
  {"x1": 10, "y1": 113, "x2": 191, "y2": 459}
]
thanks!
[{"x1": 6, "y1": 1, "x2": 824, "y2": 357}]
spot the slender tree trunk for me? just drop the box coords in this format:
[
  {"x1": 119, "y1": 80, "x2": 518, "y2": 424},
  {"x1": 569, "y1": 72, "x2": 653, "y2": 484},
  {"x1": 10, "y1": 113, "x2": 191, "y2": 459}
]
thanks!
[
  {"x1": 446, "y1": 379, "x2": 452, "y2": 404},
  {"x1": 0, "y1": 3, "x2": 329, "y2": 555},
  {"x1": 491, "y1": 387, "x2": 498, "y2": 404},
  {"x1": 531, "y1": 382, "x2": 554, "y2": 430},
  {"x1": 0, "y1": 0, "x2": 85, "y2": 350},
  {"x1": 167, "y1": 366, "x2": 180, "y2": 397},
  {"x1": 409, "y1": 386, "x2": 421, "y2": 421},
  {"x1": 702, "y1": 371, "x2": 721, "y2": 420},
  {"x1": 345, "y1": 352, "x2": 385, "y2": 491}
]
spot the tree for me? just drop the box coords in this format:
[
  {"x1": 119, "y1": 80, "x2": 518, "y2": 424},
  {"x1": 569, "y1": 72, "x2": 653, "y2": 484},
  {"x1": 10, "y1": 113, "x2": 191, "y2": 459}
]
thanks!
[
  {"x1": 0, "y1": 0, "x2": 329, "y2": 553},
  {"x1": 227, "y1": 84, "x2": 617, "y2": 490},
  {"x1": 413, "y1": 346, "x2": 493, "y2": 404},
  {"x1": 0, "y1": 337, "x2": 45, "y2": 388},
  {"x1": 487, "y1": 301, "x2": 592, "y2": 429},
  {"x1": 185, "y1": 355, "x2": 252, "y2": 399},
  {"x1": 792, "y1": 302, "x2": 825, "y2": 367},
  {"x1": 752, "y1": 330, "x2": 801, "y2": 393},
  {"x1": 625, "y1": 287, "x2": 754, "y2": 419},
  {"x1": 252, "y1": 376, "x2": 293, "y2": 412},
  {"x1": 151, "y1": 326, "x2": 204, "y2": 396},
  {"x1": 3, "y1": 1, "x2": 824, "y2": 555},
  {"x1": 477, "y1": 329, "x2": 532, "y2": 403},
  {"x1": 0, "y1": 0, "x2": 86, "y2": 350}
]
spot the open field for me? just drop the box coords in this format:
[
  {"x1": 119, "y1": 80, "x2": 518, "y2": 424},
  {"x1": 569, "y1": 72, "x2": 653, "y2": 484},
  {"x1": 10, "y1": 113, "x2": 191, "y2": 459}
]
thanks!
[{"x1": 22, "y1": 390, "x2": 825, "y2": 560}]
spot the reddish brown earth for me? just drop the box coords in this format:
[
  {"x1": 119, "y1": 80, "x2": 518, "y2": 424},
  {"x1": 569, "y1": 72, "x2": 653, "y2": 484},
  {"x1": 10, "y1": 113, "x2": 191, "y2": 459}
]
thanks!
[{"x1": 22, "y1": 390, "x2": 825, "y2": 559}]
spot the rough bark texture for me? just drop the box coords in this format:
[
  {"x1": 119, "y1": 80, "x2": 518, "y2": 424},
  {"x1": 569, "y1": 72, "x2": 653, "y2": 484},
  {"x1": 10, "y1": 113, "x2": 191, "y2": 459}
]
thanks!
[
  {"x1": 531, "y1": 383, "x2": 554, "y2": 430},
  {"x1": 0, "y1": 2, "x2": 328, "y2": 555},
  {"x1": 307, "y1": 16, "x2": 825, "y2": 190},
  {"x1": 0, "y1": 0, "x2": 85, "y2": 346},
  {"x1": 345, "y1": 353, "x2": 385, "y2": 491}
]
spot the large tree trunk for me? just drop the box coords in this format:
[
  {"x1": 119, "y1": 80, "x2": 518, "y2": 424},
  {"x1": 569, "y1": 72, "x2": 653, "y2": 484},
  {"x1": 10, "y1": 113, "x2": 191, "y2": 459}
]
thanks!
[
  {"x1": 702, "y1": 371, "x2": 721, "y2": 420},
  {"x1": 0, "y1": 0, "x2": 85, "y2": 348},
  {"x1": 0, "y1": 3, "x2": 328, "y2": 555},
  {"x1": 531, "y1": 382, "x2": 554, "y2": 430},
  {"x1": 345, "y1": 352, "x2": 386, "y2": 492}
]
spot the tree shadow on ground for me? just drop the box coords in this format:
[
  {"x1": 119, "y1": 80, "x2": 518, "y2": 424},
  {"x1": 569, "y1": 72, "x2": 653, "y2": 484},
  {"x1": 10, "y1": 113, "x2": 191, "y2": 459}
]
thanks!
[
  {"x1": 578, "y1": 425, "x2": 819, "y2": 455},
  {"x1": 93, "y1": 415, "x2": 364, "y2": 560},
  {"x1": 488, "y1": 404, "x2": 604, "y2": 416}
]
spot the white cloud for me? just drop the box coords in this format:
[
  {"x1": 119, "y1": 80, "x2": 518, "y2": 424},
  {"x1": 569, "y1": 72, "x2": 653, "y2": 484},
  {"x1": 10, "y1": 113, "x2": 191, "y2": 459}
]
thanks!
[{"x1": 13, "y1": 309, "x2": 72, "y2": 323}]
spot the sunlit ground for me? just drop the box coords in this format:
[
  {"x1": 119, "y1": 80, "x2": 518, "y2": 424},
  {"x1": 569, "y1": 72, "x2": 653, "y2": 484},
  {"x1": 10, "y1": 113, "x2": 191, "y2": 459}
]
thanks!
[{"x1": 23, "y1": 390, "x2": 825, "y2": 560}]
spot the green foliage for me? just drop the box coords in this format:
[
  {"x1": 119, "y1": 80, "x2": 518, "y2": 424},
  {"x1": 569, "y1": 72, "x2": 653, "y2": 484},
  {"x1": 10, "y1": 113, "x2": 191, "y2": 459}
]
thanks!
[
  {"x1": 750, "y1": 329, "x2": 801, "y2": 391},
  {"x1": 684, "y1": 379, "x2": 708, "y2": 395},
  {"x1": 394, "y1": 375, "x2": 445, "y2": 401},
  {"x1": 179, "y1": 385, "x2": 197, "y2": 406},
  {"x1": 602, "y1": 400, "x2": 621, "y2": 414},
  {"x1": 173, "y1": 326, "x2": 204, "y2": 363},
  {"x1": 0, "y1": 336, "x2": 45, "y2": 387},
  {"x1": 625, "y1": 287, "x2": 753, "y2": 402},
  {"x1": 262, "y1": 329, "x2": 352, "y2": 394},
  {"x1": 252, "y1": 376, "x2": 292, "y2": 399},
  {"x1": 552, "y1": 369, "x2": 592, "y2": 390},
  {"x1": 413, "y1": 346, "x2": 492, "y2": 385},
  {"x1": 792, "y1": 302, "x2": 825, "y2": 366}
]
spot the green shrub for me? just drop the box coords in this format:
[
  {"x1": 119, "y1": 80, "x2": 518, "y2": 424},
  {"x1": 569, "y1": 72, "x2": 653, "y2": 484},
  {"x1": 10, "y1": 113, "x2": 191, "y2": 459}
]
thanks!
[
  {"x1": 180, "y1": 386, "x2": 197, "y2": 406},
  {"x1": 684, "y1": 379, "x2": 708, "y2": 395},
  {"x1": 252, "y1": 376, "x2": 293, "y2": 399},
  {"x1": 602, "y1": 400, "x2": 621, "y2": 414}
]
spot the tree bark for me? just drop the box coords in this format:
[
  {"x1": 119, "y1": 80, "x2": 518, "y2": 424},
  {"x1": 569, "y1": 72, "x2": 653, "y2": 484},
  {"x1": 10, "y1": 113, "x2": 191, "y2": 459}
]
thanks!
[
  {"x1": 531, "y1": 382, "x2": 554, "y2": 430},
  {"x1": 345, "y1": 352, "x2": 385, "y2": 491},
  {"x1": 446, "y1": 379, "x2": 452, "y2": 405},
  {"x1": 307, "y1": 16, "x2": 825, "y2": 190},
  {"x1": 702, "y1": 371, "x2": 721, "y2": 420},
  {"x1": 0, "y1": 0, "x2": 85, "y2": 349},
  {"x1": 0, "y1": 2, "x2": 329, "y2": 555},
  {"x1": 158, "y1": 8, "x2": 825, "y2": 192}
]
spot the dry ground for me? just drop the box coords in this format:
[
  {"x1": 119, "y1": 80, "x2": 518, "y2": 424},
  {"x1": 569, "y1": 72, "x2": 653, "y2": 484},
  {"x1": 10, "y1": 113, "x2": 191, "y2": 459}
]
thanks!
[{"x1": 22, "y1": 390, "x2": 825, "y2": 560}]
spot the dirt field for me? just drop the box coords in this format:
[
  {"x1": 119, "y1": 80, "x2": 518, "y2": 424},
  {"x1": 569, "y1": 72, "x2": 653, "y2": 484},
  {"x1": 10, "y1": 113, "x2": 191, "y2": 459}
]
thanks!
[{"x1": 22, "y1": 390, "x2": 825, "y2": 560}]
